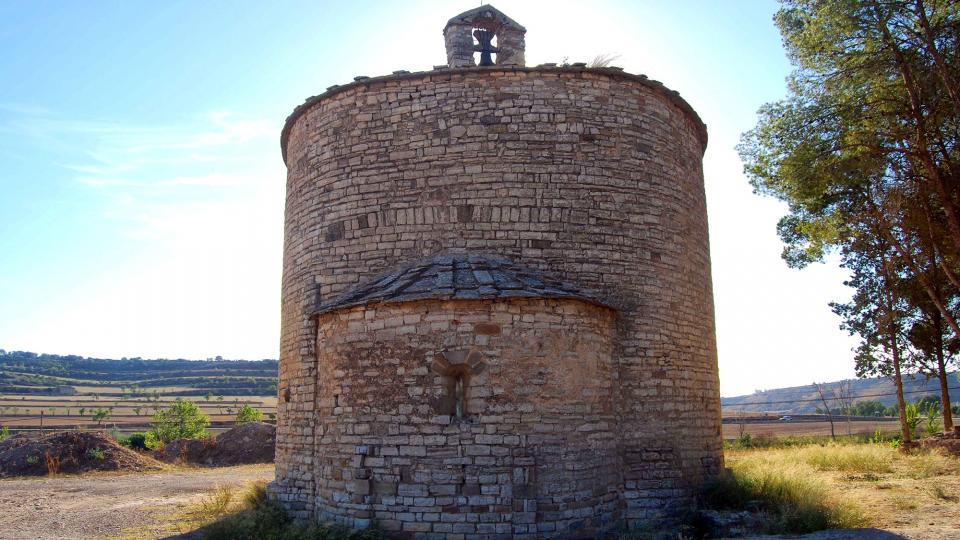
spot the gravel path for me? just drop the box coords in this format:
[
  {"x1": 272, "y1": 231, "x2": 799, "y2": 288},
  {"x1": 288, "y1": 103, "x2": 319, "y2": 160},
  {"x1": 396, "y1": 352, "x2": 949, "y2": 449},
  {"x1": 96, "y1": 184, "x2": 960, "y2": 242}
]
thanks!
[{"x1": 0, "y1": 464, "x2": 273, "y2": 540}]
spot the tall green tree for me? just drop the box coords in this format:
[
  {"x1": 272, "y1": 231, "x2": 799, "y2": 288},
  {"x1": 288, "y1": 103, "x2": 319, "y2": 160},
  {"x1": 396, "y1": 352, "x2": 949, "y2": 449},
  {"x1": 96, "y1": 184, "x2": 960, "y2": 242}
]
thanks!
[
  {"x1": 150, "y1": 398, "x2": 209, "y2": 443},
  {"x1": 740, "y1": 0, "x2": 960, "y2": 323},
  {"x1": 741, "y1": 0, "x2": 960, "y2": 438}
]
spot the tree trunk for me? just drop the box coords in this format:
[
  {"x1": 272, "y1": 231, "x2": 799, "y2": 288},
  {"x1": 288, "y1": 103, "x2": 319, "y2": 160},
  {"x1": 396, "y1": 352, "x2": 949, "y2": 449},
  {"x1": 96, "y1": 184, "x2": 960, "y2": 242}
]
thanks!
[
  {"x1": 935, "y1": 323, "x2": 954, "y2": 432},
  {"x1": 891, "y1": 334, "x2": 911, "y2": 444},
  {"x1": 815, "y1": 383, "x2": 837, "y2": 440},
  {"x1": 877, "y1": 220, "x2": 960, "y2": 340},
  {"x1": 874, "y1": 3, "x2": 960, "y2": 259},
  {"x1": 914, "y1": 0, "x2": 960, "y2": 116}
]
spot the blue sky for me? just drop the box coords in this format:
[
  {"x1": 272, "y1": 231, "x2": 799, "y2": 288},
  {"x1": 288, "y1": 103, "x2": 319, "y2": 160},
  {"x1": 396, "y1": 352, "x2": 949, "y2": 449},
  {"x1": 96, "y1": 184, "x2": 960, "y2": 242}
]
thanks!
[{"x1": 0, "y1": 0, "x2": 858, "y2": 396}]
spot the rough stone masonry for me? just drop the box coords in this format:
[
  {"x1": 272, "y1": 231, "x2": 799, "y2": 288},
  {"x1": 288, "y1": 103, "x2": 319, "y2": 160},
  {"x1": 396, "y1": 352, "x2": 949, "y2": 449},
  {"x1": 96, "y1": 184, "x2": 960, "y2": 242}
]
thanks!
[{"x1": 271, "y1": 5, "x2": 723, "y2": 538}]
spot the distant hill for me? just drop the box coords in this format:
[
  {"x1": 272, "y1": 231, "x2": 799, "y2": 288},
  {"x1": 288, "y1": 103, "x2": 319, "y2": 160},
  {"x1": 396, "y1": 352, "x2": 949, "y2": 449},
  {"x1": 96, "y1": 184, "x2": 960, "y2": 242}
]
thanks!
[
  {"x1": 0, "y1": 350, "x2": 278, "y2": 396},
  {"x1": 722, "y1": 371, "x2": 960, "y2": 414}
]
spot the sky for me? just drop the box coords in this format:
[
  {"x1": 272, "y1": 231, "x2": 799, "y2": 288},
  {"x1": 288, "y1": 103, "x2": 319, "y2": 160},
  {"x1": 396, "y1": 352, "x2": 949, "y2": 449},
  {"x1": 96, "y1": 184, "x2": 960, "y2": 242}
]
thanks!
[{"x1": 0, "y1": 0, "x2": 861, "y2": 397}]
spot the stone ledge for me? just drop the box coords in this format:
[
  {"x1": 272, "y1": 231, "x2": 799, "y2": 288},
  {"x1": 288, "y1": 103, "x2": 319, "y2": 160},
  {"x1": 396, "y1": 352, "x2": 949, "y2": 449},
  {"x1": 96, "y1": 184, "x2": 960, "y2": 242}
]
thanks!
[{"x1": 279, "y1": 65, "x2": 708, "y2": 164}]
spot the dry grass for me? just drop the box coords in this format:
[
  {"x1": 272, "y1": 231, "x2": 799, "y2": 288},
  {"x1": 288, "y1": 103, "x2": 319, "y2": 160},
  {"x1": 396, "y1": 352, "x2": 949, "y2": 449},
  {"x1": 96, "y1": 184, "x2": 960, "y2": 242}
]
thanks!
[
  {"x1": 197, "y1": 484, "x2": 236, "y2": 520},
  {"x1": 707, "y1": 452, "x2": 869, "y2": 533},
  {"x1": 720, "y1": 439, "x2": 960, "y2": 536}
]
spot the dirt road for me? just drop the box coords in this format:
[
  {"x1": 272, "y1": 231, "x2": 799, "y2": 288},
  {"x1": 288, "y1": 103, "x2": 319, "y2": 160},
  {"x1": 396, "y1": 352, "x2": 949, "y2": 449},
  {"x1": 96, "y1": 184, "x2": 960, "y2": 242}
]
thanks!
[{"x1": 0, "y1": 464, "x2": 273, "y2": 540}]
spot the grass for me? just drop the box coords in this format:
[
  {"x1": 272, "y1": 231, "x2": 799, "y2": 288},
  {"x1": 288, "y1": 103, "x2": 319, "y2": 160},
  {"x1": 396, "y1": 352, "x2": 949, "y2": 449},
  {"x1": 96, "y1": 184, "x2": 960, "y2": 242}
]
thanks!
[
  {"x1": 115, "y1": 480, "x2": 387, "y2": 540},
  {"x1": 197, "y1": 482, "x2": 386, "y2": 540},
  {"x1": 704, "y1": 455, "x2": 869, "y2": 533},
  {"x1": 707, "y1": 435, "x2": 960, "y2": 536}
]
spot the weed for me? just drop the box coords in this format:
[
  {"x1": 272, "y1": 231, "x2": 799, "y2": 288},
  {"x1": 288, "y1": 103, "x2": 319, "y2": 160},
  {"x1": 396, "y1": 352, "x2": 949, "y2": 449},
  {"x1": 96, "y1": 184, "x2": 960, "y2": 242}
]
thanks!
[
  {"x1": 845, "y1": 472, "x2": 881, "y2": 482},
  {"x1": 44, "y1": 450, "x2": 60, "y2": 476},
  {"x1": 86, "y1": 448, "x2": 105, "y2": 460},
  {"x1": 0, "y1": 426, "x2": 9, "y2": 441},
  {"x1": 923, "y1": 406, "x2": 942, "y2": 437},
  {"x1": 892, "y1": 497, "x2": 918, "y2": 511},
  {"x1": 905, "y1": 403, "x2": 921, "y2": 438},
  {"x1": 928, "y1": 483, "x2": 959, "y2": 502},
  {"x1": 198, "y1": 485, "x2": 235, "y2": 520},
  {"x1": 900, "y1": 449, "x2": 959, "y2": 479},
  {"x1": 26, "y1": 455, "x2": 38, "y2": 465},
  {"x1": 797, "y1": 444, "x2": 893, "y2": 474},
  {"x1": 198, "y1": 480, "x2": 386, "y2": 540}
]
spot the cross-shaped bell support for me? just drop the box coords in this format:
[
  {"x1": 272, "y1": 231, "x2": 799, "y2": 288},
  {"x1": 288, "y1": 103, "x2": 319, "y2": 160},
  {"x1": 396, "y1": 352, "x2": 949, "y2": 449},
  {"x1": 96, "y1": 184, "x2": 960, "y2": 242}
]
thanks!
[{"x1": 473, "y1": 28, "x2": 499, "y2": 66}]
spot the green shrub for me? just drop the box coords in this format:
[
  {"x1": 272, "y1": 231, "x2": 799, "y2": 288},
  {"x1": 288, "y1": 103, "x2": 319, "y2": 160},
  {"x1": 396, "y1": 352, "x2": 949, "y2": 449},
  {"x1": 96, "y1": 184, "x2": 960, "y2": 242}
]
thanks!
[
  {"x1": 151, "y1": 398, "x2": 210, "y2": 443},
  {"x1": 123, "y1": 431, "x2": 160, "y2": 451},
  {"x1": 235, "y1": 404, "x2": 263, "y2": 425},
  {"x1": 732, "y1": 433, "x2": 753, "y2": 449},
  {"x1": 86, "y1": 448, "x2": 105, "y2": 460},
  {"x1": 904, "y1": 403, "x2": 921, "y2": 438},
  {"x1": 923, "y1": 406, "x2": 941, "y2": 437},
  {"x1": 26, "y1": 455, "x2": 38, "y2": 465},
  {"x1": 0, "y1": 426, "x2": 9, "y2": 441}
]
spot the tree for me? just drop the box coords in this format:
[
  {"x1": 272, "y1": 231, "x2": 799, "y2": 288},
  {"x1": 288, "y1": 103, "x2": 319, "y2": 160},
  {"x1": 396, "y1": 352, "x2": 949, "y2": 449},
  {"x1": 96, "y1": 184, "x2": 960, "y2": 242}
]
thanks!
[
  {"x1": 92, "y1": 408, "x2": 110, "y2": 426},
  {"x1": 814, "y1": 382, "x2": 838, "y2": 439},
  {"x1": 741, "y1": 0, "x2": 960, "y2": 443},
  {"x1": 740, "y1": 0, "x2": 960, "y2": 336},
  {"x1": 835, "y1": 380, "x2": 855, "y2": 435},
  {"x1": 150, "y1": 398, "x2": 209, "y2": 443},
  {"x1": 235, "y1": 404, "x2": 263, "y2": 425}
]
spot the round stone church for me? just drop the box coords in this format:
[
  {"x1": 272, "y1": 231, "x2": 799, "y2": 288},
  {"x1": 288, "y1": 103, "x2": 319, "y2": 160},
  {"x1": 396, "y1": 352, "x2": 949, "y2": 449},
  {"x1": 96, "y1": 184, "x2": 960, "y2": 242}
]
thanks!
[{"x1": 272, "y1": 6, "x2": 722, "y2": 538}]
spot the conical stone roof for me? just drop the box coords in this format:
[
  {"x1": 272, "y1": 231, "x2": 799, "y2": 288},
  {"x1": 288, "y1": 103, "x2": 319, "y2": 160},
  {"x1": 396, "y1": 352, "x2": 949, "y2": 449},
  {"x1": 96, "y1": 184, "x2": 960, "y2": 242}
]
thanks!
[{"x1": 313, "y1": 254, "x2": 607, "y2": 316}]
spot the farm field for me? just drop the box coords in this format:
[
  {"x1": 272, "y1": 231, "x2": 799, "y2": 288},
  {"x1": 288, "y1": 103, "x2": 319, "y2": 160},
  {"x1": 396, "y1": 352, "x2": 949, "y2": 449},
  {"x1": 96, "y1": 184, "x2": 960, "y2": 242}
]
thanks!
[
  {"x1": 0, "y1": 351, "x2": 279, "y2": 433},
  {"x1": 723, "y1": 418, "x2": 902, "y2": 439},
  {"x1": 0, "y1": 391, "x2": 277, "y2": 432}
]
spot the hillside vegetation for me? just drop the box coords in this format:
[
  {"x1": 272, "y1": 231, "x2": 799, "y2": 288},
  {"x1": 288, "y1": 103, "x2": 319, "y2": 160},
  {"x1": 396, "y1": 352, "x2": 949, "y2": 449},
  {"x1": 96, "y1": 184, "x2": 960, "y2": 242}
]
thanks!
[
  {"x1": 723, "y1": 373, "x2": 960, "y2": 414},
  {"x1": 0, "y1": 350, "x2": 277, "y2": 397}
]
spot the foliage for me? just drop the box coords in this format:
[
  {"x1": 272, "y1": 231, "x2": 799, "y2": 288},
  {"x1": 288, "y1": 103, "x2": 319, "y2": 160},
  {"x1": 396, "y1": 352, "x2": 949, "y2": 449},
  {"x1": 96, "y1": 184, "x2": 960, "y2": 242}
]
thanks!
[
  {"x1": 92, "y1": 408, "x2": 110, "y2": 426},
  {"x1": 122, "y1": 431, "x2": 160, "y2": 451},
  {"x1": 730, "y1": 433, "x2": 754, "y2": 449},
  {"x1": 0, "y1": 426, "x2": 8, "y2": 441},
  {"x1": 235, "y1": 404, "x2": 263, "y2": 425},
  {"x1": 0, "y1": 350, "x2": 278, "y2": 396},
  {"x1": 904, "y1": 402, "x2": 921, "y2": 437},
  {"x1": 26, "y1": 455, "x2": 38, "y2": 465},
  {"x1": 740, "y1": 0, "x2": 960, "y2": 442},
  {"x1": 846, "y1": 400, "x2": 890, "y2": 417},
  {"x1": 86, "y1": 448, "x2": 105, "y2": 460},
  {"x1": 923, "y1": 404, "x2": 941, "y2": 436},
  {"x1": 151, "y1": 398, "x2": 210, "y2": 443}
]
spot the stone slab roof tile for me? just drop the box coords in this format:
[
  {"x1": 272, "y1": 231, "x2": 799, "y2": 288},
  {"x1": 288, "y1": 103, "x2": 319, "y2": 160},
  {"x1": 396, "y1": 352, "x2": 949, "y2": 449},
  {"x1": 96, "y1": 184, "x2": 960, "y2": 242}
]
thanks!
[{"x1": 313, "y1": 254, "x2": 610, "y2": 316}]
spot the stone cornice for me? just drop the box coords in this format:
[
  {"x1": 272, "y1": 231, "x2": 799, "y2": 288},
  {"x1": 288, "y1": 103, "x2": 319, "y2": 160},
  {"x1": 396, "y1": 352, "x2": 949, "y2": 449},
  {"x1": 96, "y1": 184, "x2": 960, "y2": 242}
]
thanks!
[{"x1": 280, "y1": 66, "x2": 708, "y2": 165}]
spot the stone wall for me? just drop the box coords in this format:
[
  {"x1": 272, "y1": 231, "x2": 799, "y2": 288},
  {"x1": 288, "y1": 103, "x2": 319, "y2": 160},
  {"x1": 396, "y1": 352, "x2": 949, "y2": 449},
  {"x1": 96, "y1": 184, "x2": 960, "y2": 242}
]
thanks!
[
  {"x1": 312, "y1": 298, "x2": 619, "y2": 537},
  {"x1": 276, "y1": 66, "x2": 722, "y2": 530}
]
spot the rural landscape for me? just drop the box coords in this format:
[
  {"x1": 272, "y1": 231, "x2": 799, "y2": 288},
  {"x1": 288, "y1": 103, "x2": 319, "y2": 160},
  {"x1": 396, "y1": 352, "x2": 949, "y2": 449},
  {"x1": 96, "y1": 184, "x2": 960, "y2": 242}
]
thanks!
[{"x1": 2, "y1": 0, "x2": 960, "y2": 539}]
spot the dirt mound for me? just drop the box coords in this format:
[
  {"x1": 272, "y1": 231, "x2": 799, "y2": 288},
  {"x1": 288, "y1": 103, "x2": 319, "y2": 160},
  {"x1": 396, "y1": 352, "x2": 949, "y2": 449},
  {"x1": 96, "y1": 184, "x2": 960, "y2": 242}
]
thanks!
[
  {"x1": 156, "y1": 422, "x2": 275, "y2": 466},
  {"x1": 0, "y1": 431, "x2": 164, "y2": 477},
  {"x1": 921, "y1": 430, "x2": 960, "y2": 456},
  {"x1": 0, "y1": 432, "x2": 38, "y2": 454}
]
